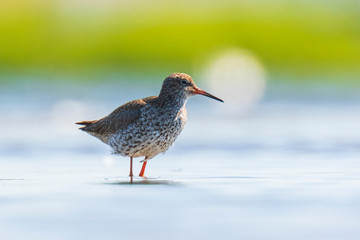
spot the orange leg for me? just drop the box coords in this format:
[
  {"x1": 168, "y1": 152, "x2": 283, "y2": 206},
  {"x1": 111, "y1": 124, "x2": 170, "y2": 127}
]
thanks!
[
  {"x1": 129, "y1": 157, "x2": 133, "y2": 183},
  {"x1": 139, "y1": 158, "x2": 148, "y2": 177}
]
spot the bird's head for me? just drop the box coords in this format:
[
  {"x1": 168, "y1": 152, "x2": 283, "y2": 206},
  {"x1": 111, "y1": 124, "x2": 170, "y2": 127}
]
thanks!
[{"x1": 161, "y1": 73, "x2": 224, "y2": 103}]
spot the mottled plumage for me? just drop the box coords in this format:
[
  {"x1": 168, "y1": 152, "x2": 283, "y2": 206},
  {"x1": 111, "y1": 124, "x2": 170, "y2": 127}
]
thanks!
[{"x1": 76, "y1": 73, "x2": 223, "y2": 181}]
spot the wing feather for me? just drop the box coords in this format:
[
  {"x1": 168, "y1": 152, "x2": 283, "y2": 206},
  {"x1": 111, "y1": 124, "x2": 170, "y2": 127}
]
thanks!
[{"x1": 77, "y1": 96, "x2": 157, "y2": 139}]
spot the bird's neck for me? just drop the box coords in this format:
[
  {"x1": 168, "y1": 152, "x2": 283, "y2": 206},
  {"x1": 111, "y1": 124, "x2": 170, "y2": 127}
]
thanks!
[{"x1": 158, "y1": 92, "x2": 188, "y2": 112}]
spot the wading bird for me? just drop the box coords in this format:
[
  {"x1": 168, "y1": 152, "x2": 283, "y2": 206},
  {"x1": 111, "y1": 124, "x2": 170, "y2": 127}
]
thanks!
[{"x1": 76, "y1": 73, "x2": 223, "y2": 183}]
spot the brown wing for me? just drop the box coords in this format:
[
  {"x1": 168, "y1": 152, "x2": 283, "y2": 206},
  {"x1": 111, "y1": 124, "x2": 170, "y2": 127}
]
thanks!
[{"x1": 76, "y1": 96, "x2": 157, "y2": 138}]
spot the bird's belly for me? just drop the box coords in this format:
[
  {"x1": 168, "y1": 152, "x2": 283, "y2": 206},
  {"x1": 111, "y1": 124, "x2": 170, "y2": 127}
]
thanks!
[{"x1": 108, "y1": 116, "x2": 186, "y2": 159}]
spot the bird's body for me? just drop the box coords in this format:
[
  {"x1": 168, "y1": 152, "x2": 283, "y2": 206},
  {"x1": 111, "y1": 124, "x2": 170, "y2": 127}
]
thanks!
[{"x1": 76, "y1": 73, "x2": 223, "y2": 182}]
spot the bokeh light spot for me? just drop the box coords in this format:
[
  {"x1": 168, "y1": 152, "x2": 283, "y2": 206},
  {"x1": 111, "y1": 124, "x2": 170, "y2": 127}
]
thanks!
[{"x1": 202, "y1": 48, "x2": 267, "y2": 116}]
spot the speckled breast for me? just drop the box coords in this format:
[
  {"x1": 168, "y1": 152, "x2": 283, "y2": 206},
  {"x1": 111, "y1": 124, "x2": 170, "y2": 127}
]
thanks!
[{"x1": 108, "y1": 105, "x2": 187, "y2": 159}]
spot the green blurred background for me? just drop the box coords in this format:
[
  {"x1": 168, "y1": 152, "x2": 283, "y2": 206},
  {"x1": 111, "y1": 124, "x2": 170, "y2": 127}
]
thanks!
[{"x1": 0, "y1": 0, "x2": 359, "y2": 85}]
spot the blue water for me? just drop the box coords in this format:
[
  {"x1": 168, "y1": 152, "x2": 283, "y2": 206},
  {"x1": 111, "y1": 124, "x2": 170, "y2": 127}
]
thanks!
[{"x1": 0, "y1": 83, "x2": 360, "y2": 240}]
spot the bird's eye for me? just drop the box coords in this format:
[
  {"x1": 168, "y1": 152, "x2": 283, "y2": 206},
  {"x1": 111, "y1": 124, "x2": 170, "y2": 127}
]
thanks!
[{"x1": 181, "y1": 80, "x2": 188, "y2": 86}]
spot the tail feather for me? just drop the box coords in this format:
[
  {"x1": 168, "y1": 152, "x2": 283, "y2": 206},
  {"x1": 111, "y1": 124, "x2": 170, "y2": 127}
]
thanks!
[
  {"x1": 75, "y1": 120, "x2": 96, "y2": 131},
  {"x1": 76, "y1": 120, "x2": 96, "y2": 126}
]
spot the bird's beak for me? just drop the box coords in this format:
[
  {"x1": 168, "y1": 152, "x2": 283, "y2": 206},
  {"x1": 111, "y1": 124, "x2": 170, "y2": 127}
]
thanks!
[{"x1": 193, "y1": 88, "x2": 224, "y2": 103}]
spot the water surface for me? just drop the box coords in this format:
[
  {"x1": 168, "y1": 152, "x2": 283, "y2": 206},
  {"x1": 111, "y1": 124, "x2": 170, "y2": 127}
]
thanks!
[{"x1": 0, "y1": 84, "x2": 359, "y2": 240}]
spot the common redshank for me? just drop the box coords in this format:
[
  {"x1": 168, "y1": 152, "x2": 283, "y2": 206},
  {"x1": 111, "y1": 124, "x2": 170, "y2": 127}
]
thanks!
[{"x1": 76, "y1": 73, "x2": 223, "y2": 183}]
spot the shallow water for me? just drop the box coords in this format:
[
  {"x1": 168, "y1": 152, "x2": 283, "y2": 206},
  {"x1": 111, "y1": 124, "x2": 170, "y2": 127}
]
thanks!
[{"x1": 0, "y1": 84, "x2": 360, "y2": 240}]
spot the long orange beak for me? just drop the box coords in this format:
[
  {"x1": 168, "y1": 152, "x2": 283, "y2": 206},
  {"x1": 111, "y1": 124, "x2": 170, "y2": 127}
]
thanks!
[{"x1": 193, "y1": 88, "x2": 224, "y2": 103}]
